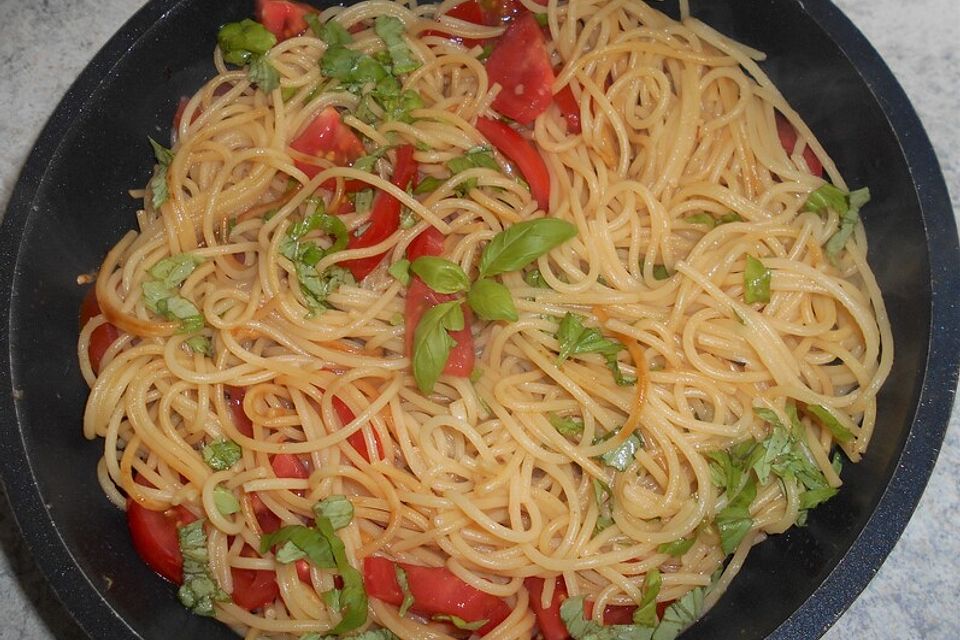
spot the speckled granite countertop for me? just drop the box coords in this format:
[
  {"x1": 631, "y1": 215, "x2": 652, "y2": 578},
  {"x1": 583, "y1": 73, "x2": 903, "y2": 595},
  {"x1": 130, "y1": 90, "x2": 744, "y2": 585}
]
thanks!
[{"x1": 1, "y1": 0, "x2": 958, "y2": 638}]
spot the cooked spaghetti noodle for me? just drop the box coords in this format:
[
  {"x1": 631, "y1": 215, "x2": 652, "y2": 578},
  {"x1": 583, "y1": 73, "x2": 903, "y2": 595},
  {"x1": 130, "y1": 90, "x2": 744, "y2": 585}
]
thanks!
[{"x1": 78, "y1": 0, "x2": 893, "y2": 638}]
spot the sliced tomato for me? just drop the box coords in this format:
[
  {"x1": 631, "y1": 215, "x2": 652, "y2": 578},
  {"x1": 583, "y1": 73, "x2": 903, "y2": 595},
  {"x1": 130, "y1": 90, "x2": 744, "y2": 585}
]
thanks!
[
  {"x1": 231, "y1": 546, "x2": 280, "y2": 611},
  {"x1": 224, "y1": 386, "x2": 254, "y2": 437},
  {"x1": 296, "y1": 559, "x2": 312, "y2": 583},
  {"x1": 404, "y1": 278, "x2": 475, "y2": 378},
  {"x1": 255, "y1": 0, "x2": 318, "y2": 41},
  {"x1": 478, "y1": 0, "x2": 524, "y2": 24},
  {"x1": 775, "y1": 112, "x2": 823, "y2": 178},
  {"x1": 251, "y1": 493, "x2": 282, "y2": 534},
  {"x1": 486, "y1": 13, "x2": 555, "y2": 125},
  {"x1": 291, "y1": 107, "x2": 366, "y2": 179},
  {"x1": 127, "y1": 499, "x2": 196, "y2": 584},
  {"x1": 475, "y1": 116, "x2": 551, "y2": 210},
  {"x1": 422, "y1": 0, "x2": 486, "y2": 47},
  {"x1": 525, "y1": 577, "x2": 570, "y2": 640},
  {"x1": 342, "y1": 145, "x2": 419, "y2": 281},
  {"x1": 79, "y1": 287, "x2": 120, "y2": 375},
  {"x1": 364, "y1": 556, "x2": 511, "y2": 635},
  {"x1": 271, "y1": 453, "x2": 309, "y2": 480},
  {"x1": 406, "y1": 226, "x2": 445, "y2": 261},
  {"x1": 553, "y1": 84, "x2": 581, "y2": 134},
  {"x1": 332, "y1": 396, "x2": 384, "y2": 462}
]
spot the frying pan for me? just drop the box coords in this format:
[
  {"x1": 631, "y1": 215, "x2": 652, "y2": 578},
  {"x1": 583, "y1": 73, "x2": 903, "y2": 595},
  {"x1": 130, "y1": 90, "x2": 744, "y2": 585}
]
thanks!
[{"x1": 0, "y1": 0, "x2": 957, "y2": 638}]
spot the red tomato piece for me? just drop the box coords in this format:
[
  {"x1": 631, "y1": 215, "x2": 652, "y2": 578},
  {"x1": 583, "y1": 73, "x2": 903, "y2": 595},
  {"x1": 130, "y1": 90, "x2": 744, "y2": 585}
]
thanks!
[
  {"x1": 525, "y1": 577, "x2": 570, "y2": 640},
  {"x1": 422, "y1": 0, "x2": 486, "y2": 47},
  {"x1": 478, "y1": 0, "x2": 524, "y2": 24},
  {"x1": 553, "y1": 84, "x2": 581, "y2": 134},
  {"x1": 404, "y1": 278, "x2": 475, "y2": 378},
  {"x1": 775, "y1": 112, "x2": 823, "y2": 178},
  {"x1": 475, "y1": 116, "x2": 551, "y2": 210},
  {"x1": 342, "y1": 145, "x2": 419, "y2": 281},
  {"x1": 255, "y1": 0, "x2": 317, "y2": 41},
  {"x1": 332, "y1": 396, "x2": 384, "y2": 462},
  {"x1": 224, "y1": 386, "x2": 254, "y2": 437},
  {"x1": 271, "y1": 453, "x2": 309, "y2": 480},
  {"x1": 296, "y1": 559, "x2": 312, "y2": 583},
  {"x1": 406, "y1": 226, "x2": 445, "y2": 261},
  {"x1": 126, "y1": 499, "x2": 196, "y2": 584},
  {"x1": 79, "y1": 287, "x2": 120, "y2": 375},
  {"x1": 231, "y1": 546, "x2": 280, "y2": 611},
  {"x1": 364, "y1": 556, "x2": 511, "y2": 635},
  {"x1": 251, "y1": 493, "x2": 282, "y2": 534},
  {"x1": 486, "y1": 13, "x2": 556, "y2": 125},
  {"x1": 291, "y1": 107, "x2": 366, "y2": 179}
]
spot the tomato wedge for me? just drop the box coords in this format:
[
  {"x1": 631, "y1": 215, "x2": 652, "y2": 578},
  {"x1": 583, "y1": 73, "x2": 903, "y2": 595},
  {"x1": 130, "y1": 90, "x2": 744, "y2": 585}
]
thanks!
[
  {"x1": 422, "y1": 0, "x2": 486, "y2": 47},
  {"x1": 475, "y1": 116, "x2": 551, "y2": 210},
  {"x1": 255, "y1": 0, "x2": 318, "y2": 41},
  {"x1": 271, "y1": 453, "x2": 309, "y2": 480},
  {"x1": 405, "y1": 277, "x2": 475, "y2": 378},
  {"x1": 79, "y1": 287, "x2": 120, "y2": 375},
  {"x1": 775, "y1": 112, "x2": 823, "y2": 178},
  {"x1": 553, "y1": 84, "x2": 581, "y2": 134},
  {"x1": 332, "y1": 396, "x2": 384, "y2": 462},
  {"x1": 231, "y1": 546, "x2": 280, "y2": 611},
  {"x1": 127, "y1": 499, "x2": 196, "y2": 584},
  {"x1": 291, "y1": 107, "x2": 366, "y2": 180},
  {"x1": 251, "y1": 493, "x2": 282, "y2": 534},
  {"x1": 225, "y1": 386, "x2": 254, "y2": 437},
  {"x1": 342, "y1": 145, "x2": 419, "y2": 281},
  {"x1": 364, "y1": 556, "x2": 511, "y2": 635},
  {"x1": 486, "y1": 13, "x2": 555, "y2": 125},
  {"x1": 406, "y1": 226, "x2": 445, "y2": 261}
]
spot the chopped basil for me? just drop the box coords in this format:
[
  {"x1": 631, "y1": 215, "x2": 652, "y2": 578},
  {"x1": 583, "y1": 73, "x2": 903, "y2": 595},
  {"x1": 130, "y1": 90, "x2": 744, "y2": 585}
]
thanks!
[
  {"x1": 524, "y1": 268, "x2": 549, "y2": 288},
  {"x1": 803, "y1": 185, "x2": 871, "y2": 259},
  {"x1": 388, "y1": 259, "x2": 411, "y2": 285},
  {"x1": 410, "y1": 256, "x2": 470, "y2": 294},
  {"x1": 248, "y1": 54, "x2": 280, "y2": 93},
  {"x1": 657, "y1": 537, "x2": 695, "y2": 557},
  {"x1": 396, "y1": 566, "x2": 415, "y2": 617},
  {"x1": 217, "y1": 19, "x2": 276, "y2": 65},
  {"x1": 213, "y1": 486, "x2": 240, "y2": 515},
  {"x1": 592, "y1": 478, "x2": 614, "y2": 533},
  {"x1": 306, "y1": 15, "x2": 353, "y2": 46},
  {"x1": 150, "y1": 254, "x2": 203, "y2": 288},
  {"x1": 650, "y1": 586, "x2": 705, "y2": 640},
  {"x1": 261, "y1": 525, "x2": 337, "y2": 567},
  {"x1": 743, "y1": 254, "x2": 770, "y2": 304},
  {"x1": 549, "y1": 413, "x2": 584, "y2": 437},
  {"x1": 312, "y1": 495, "x2": 354, "y2": 531},
  {"x1": 434, "y1": 614, "x2": 487, "y2": 631},
  {"x1": 559, "y1": 596, "x2": 653, "y2": 640},
  {"x1": 202, "y1": 439, "x2": 241, "y2": 471},
  {"x1": 802, "y1": 183, "x2": 849, "y2": 215},
  {"x1": 477, "y1": 43, "x2": 495, "y2": 62},
  {"x1": 718, "y1": 211, "x2": 744, "y2": 224},
  {"x1": 466, "y1": 278, "x2": 518, "y2": 322},
  {"x1": 684, "y1": 213, "x2": 715, "y2": 228},
  {"x1": 276, "y1": 540, "x2": 307, "y2": 563},
  {"x1": 374, "y1": 16, "x2": 421, "y2": 74},
  {"x1": 281, "y1": 209, "x2": 353, "y2": 312},
  {"x1": 534, "y1": 12, "x2": 549, "y2": 26},
  {"x1": 447, "y1": 147, "x2": 500, "y2": 194},
  {"x1": 652, "y1": 264, "x2": 670, "y2": 280},
  {"x1": 478, "y1": 218, "x2": 577, "y2": 278},
  {"x1": 597, "y1": 430, "x2": 644, "y2": 472},
  {"x1": 176, "y1": 520, "x2": 228, "y2": 616},
  {"x1": 148, "y1": 137, "x2": 174, "y2": 209},
  {"x1": 185, "y1": 335, "x2": 212, "y2": 356},
  {"x1": 555, "y1": 312, "x2": 636, "y2": 386},
  {"x1": 412, "y1": 300, "x2": 464, "y2": 394},
  {"x1": 633, "y1": 569, "x2": 662, "y2": 627},
  {"x1": 315, "y1": 515, "x2": 367, "y2": 633},
  {"x1": 142, "y1": 254, "x2": 205, "y2": 333},
  {"x1": 715, "y1": 475, "x2": 756, "y2": 554},
  {"x1": 805, "y1": 404, "x2": 854, "y2": 443},
  {"x1": 413, "y1": 175, "x2": 445, "y2": 195}
]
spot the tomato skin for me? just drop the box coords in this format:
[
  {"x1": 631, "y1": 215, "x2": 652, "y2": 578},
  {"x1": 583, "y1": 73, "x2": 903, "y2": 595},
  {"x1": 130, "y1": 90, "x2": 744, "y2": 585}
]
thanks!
[
  {"x1": 406, "y1": 226, "x2": 445, "y2": 261},
  {"x1": 271, "y1": 453, "x2": 309, "y2": 480},
  {"x1": 224, "y1": 386, "x2": 254, "y2": 437},
  {"x1": 364, "y1": 556, "x2": 511, "y2": 635},
  {"x1": 126, "y1": 499, "x2": 196, "y2": 584},
  {"x1": 231, "y1": 546, "x2": 280, "y2": 611},
  {"x1": 553, "y1": 84, "x2": 581, "y2": 134},
  {"x1": 405, "y1": 278, "x2": 475, "y2": 378},
  {"x1": 475, "y1": 116, "x2": 551, "y2": 210},
  {"x1": 291, "y1": 107, "x2": 366, "y2": 179},
  {"x1": 486, "y1": 13, "x2": 556, "y2": 125},
  {"x1": 251, "y1": 493, "x2": 282, "y2": 534},
  {"x1": 79, "y1": 287, "x2": 120, "y2": 375},
  {"x1": 342, "y1": 145, "x2": 419, "y2": 281},
  {"x1": 422, "y1": 0, "x2": 486, "y2": 47},
  {"x1": 775, "y1": 112, "x2": 823, "y2": 178},
  {"x1": 255, "y1": 0, "x2": 317, "y2": 41},
  {"x1": 525, "y1": 577, "x2": 571, "y2": 640},
  {"x1": 332, "y1": 396, "x2": 384, "y2": 462}
]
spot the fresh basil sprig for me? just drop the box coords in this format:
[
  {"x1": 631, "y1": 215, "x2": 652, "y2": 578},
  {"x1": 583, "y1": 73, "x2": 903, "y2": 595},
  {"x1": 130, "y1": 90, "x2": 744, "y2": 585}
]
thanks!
[
  {"x1": 802, "y1": 184, "x2": 871, "y2": 260},
  {"x1": 478, "y1": 218, "x2": 577, "y2": 278}
]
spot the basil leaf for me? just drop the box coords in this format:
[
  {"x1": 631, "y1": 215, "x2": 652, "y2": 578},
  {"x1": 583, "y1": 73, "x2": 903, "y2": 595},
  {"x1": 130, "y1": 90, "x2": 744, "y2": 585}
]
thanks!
[
  {"x1": 148, "y1": 137, "x2": 174, "y2": 208},
  {"x1": 534, "y1": 12, "x2": 549, "y2": 26},
  {"x1": 447, "y1": 147, "x2": 500, "y2": 194},
  {"x1": 467, "y1": 278, "x2": 518, "y2": 321},
  {"x1": 308, "y1": 15, "x2": 353, "y2": 46},
  {"x1": 374, "y1": 16, "x2": 421, "y2": 74},
  {"x1": 715, "y1": 475, "x2": 756, "y2": 554},
  {"x1": 555, "y1": 312, "x2": 624, "y2": 362},
  {"x1": 388, "y1": 259, "x2": 411, "y2": 285},
  {"x1": 743, "y1": 255, "x2": 771, "y2": 304},
  {"x1": 149, "y1": 254, "x2": 203, "y2": 288},
  {"x1": 321, "y1": 46, "x2": 390, "y2": 91},
  {"x1": 633, "y1": 569, "x2": 662, "y2": 627},
  {"x1": 396, "y1": 566, "x2": 415, "y2": 617},
  {"x1": 650, "y1": 586, "x2": 705, "y2": 640},
  {"x1": 260, "y1": 525, "x2": 337, "y2": 568},
  {"x1": 684, "y1": 213, "x2": 715, "y2": 228},
  {"x1": 652, "y1": 264, "x2": 670, "y2": 280},
  {"x1": 276, "y1": 540, "x2": 307, "y2": 563},
  {"x1": 718, "y1": 211, "x2": 744, "y2": 224},
  {"x1": 412, "y1": 300, "x2": 465, "y2": 394},
  {"x1": 410, "y1": 256, "x2": 470, "y2": 294},
  {"x1": 598, "y1": 431, "x2": 644, "y2": 472},
  {"x1": 149, "y1": 137, "x2": 175, "y2": 166},
  {"x1": 248, "y1": 55, "x2": 280, "y2": 92},
  {"x1": 434, "y1": 615, "x2": 487, "y2": 631},
  {"x1": 479, "y1": 218, "x2": 577, "y2": 278},
  {"x1": 217, "y1": 19, "x2": 276, "y2": 66},
  {"x1": 592, "y1": 478, "x2": 614, "y2": 533},
  {"x1": 185, "y1": 335, "x2": 213, "y2": 356},
  {"x1": 805, "y1": 404, "x2": 854, "y2": 443},
  {"x1": 524, "y1": 268, "x2": 549, "y2": 288},
  {"x1": 549, "y1": 413, "x2": 584, "y2": 437},
  {"x1": 176, "y1": 520, "x2": 229, "y2": 616},
  {"x1": 315, "y1": 515, "x2": 368, "y2": 633},
  {"x1": 559, "y1": 596, "x2": 654, "y2": 640},
  {"x1": 213, "y1": 486, "x2": 240, "y2": 515},
  {"x1": 202, "y1": 439, "x2": 241, "y2": 470},
  {"x1": 312, "y1": 495, "x2": 354, "y2": 531},
  {"x1": 657, "y1": 537, "x2": 695, "y2": 557},
  {"x1": 802, "y1": 183, "x2": 849, "y2": 215},
  {"x1": 799, "y1": 485, "x2": 838, "y2": 510},
  {"x1": 413, "y1": 175, "x2": 445, "y2": 195},
  {"x1": 824, "y1": 187, "x2": 870, "y2": 259}
]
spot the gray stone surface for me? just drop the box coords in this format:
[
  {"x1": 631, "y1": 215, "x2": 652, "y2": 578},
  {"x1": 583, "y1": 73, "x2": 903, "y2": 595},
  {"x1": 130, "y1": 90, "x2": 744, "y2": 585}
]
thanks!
[{"x1": 0, "y1": 0, "x2": 957, "y2": 638}]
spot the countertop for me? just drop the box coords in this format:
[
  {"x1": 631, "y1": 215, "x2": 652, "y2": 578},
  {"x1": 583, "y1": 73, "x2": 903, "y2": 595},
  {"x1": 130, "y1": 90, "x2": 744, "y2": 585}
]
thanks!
[{"x1": 0, "y1": 0, "x2": 958, "y2": 638}]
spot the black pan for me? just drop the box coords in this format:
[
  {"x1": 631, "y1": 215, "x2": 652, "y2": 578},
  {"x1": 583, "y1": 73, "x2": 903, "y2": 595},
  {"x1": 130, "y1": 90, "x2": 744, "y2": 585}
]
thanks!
[{"x1": 0, "y1": 1, "x2": 956, "y2": 638}]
